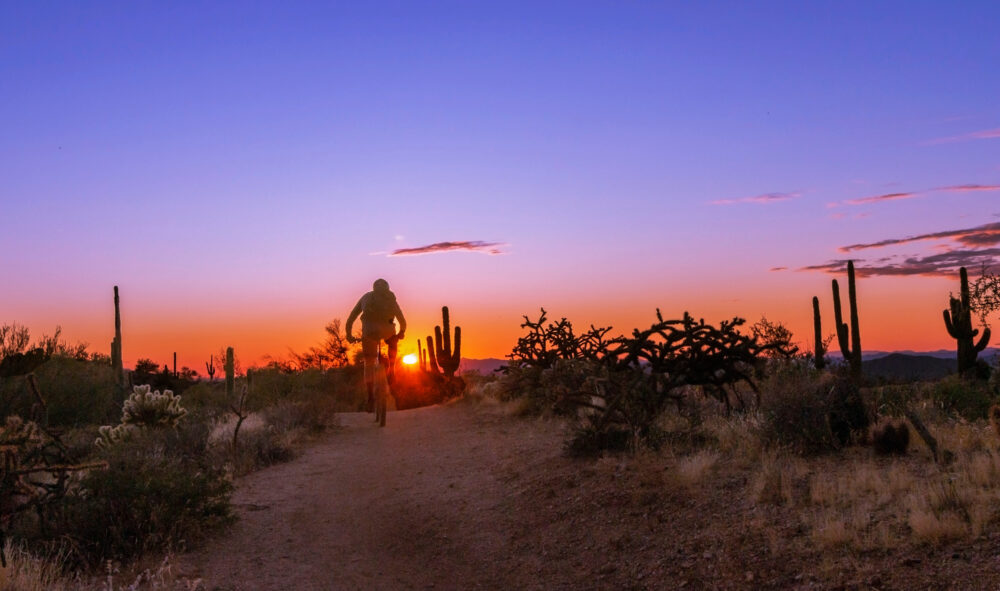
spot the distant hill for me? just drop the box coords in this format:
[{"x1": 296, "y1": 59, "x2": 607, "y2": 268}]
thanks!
[
  {"x1": 829, "y1": 348, "x2": 1000, "y2": 362},
  {"x1": 459, "y1": 358, "x2": 507, "y2": 375},
  {"x1": 862, "y1": 353, "x2": 957, "y2": 382},
  {"x1": 457, "y1": 348, "x2": 999, "y2": 382}
]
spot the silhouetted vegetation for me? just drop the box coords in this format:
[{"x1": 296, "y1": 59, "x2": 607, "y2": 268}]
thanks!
[
  {"x1": 944, "y1": 266, "x2": 992, "y2": 377},
  {"x1": 502, "y1": 308, "x2": 798, "y2": 452}
]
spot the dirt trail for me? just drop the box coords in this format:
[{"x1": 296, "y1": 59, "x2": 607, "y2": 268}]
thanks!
[
  {"x1": 177, "y1": 400, "x2": 1000, "y2": 590},
  {"x1": 179, "y1": 402, "x2": 561, "y2": 591}
]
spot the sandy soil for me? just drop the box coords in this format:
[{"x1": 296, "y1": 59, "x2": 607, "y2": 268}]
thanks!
[
  {"x1": 178, "y1": 400, "x2": 1000, "y2": 591},
  {"x1": 177, "y1": 400, "x2": 564, "y2": 590}
]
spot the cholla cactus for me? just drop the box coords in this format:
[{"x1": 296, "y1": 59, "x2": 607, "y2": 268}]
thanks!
[
  {"x1": 120, "y1": 384, "x2": 187, "y2": 428},
  {"x1": 1, "y1": 415, "x2": 42, "y2": 451},
  {"x1": 94, "y1": 385, "x2": 187, "y2": 448}
]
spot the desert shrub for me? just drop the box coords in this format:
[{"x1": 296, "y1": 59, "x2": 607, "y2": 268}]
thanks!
[
  {"x1": 871, "y1": 419, "x2": 910, "y2": 455},
  {"x1": 230, "y1": 426, "x2": 296, "y2": 475},
  {"x1": 0, "y1": 357, "x2": 117, "y2": 426},
  {"x1": 22, "y1": 429, "x2": 233, "y2": 567},
  {"x1": 177, "y1": 381, "x2": 229, "y2": 414},
  {"x1": 759, "y1": 366, "x2": 869, "y2": 455},
  {"x1": 867, "y1": 383, "x2": 919, "y2": 417},
  {"x1": 931, "y1": 375, "x2": 996, "y2": 420},
  {"x1": 263, "y1": 398, "x2": 336, "y2": 434},
  {"x1": 498, "y1": 359, "x2": 603, "y2": 417}
]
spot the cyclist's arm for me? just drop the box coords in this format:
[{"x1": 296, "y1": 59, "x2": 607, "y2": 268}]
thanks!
[
  {"x1": 345, "y1": 296, "x2": 365, "y2": 340},
  {"x1": 394, "y1": 302, "x2": 406, "y2": 337}
]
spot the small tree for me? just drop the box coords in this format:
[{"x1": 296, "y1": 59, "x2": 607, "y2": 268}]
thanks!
[{"x1": 970, "y1": 264, "x2": 1000, "y2": 329}]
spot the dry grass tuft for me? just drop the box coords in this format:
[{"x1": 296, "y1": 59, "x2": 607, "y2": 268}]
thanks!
[
  {"x1": 752, "y1": 452, "x2": 803, "y2": 505},
  {"x1": 0, "y1": 540, "x2": 70, "y2": 591},
  {"x1": 674, "y1": 451, "x2": 719, "y2": 487}
]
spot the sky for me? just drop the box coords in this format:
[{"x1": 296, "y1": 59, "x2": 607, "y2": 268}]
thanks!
[{"x1": 2, "y1": 1, "x2": 999, "y2": 371}]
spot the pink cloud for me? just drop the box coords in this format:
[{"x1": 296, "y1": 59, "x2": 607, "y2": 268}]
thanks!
[
  {"x1": 389, "y1": 240, "x2": 506, "y2": 256},
  {"x1": 838, "y1": 221, "x2": 1000, "y2": 252},
  {"x1": 935, "y1": 184, "x2": 1000, "y2": 192},
  {"x1": 844, "y1": 192, "x2": 918, "y2": 205}
]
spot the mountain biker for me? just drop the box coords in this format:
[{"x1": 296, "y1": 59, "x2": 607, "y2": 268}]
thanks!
[{"x1": 345, "y1": 279, "x2": 406, "y2": 412}]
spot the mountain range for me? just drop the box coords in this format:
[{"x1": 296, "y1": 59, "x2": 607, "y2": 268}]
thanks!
[{"x1": 459, "y1": 349, "x2": 1000, "y2": 382}]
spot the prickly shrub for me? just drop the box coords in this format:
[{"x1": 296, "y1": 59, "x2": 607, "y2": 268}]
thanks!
[
  {"x1": 95, "y1": 385, "x2": 188, "y2": 448},
  {"x1": 121, "y1": 384, "x2": 187, "y2": 427},
  {"x1": 871, "y1": 419, "x2": 910, "y2": 455}
]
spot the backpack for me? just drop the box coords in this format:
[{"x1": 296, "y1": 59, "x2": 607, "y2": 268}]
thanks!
[{"x1": 363, "y1": 290, "x2": 397, "y2": 325}]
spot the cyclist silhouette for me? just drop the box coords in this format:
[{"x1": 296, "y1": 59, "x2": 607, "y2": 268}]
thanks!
[{"x1": 345, "y1": 279, "x2": 406, "y2": 412}]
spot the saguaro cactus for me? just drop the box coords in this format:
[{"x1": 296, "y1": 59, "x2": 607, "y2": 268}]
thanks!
[
  {"x1": 425, "y1": 336, "x2": 440, "y2": 375},
  {"x1": 225, "y1": 347, "x2": 235, "y2": 398},
  {"x1": 944, "y1": 266, "x2": 991, "y2": 375},
  {"x1": 433, "y1": 306, "x2": 462, "y2": 378},
  {"x1": 417, "y1": 339, "x2": 426, "y2": 372},
  {"x1": 205, "y1": 358, "x2": 216, "y2": 381},
  {"x1": 111, "y1": 286, "x2": 124, "y2": 392},
  {"x1": 832, "y1": 260, "x2": 862, "y2": 381},
  {"x1": 812, "y1": 296, "x2": 825, "y2": 370}
]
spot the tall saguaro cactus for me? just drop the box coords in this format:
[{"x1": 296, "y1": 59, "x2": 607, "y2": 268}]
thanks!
[
  {"x1": 944, "y1": 266, "x2": 991, "y2": 375},
  {"x1": 812, "y1": 296, "x2": 825, "y2": 370},
  {"x1": 205, "y1": 358, "x2": 216, "y2": 381},
  {"x1": 433, "y1": 306, "x2": 462, "y2": 378},
  {"x1": 111, "y1": 286, "x2": 124, "y2": 393},
  {"x1": 832, "y1": 260, "x2": 862, "y2": 381},
  {"x1": 225, "y1": 347, "x2": 235, "y2": 398}
]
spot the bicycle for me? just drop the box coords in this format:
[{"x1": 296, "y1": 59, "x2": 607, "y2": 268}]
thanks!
[{"x1": 372, "y1": 343, "x2": 392, "y2": 427}]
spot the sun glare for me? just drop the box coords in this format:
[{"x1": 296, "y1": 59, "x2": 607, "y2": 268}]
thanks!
[{"x1": 402, "y1": 353, "x2": 418, "y2": 365}]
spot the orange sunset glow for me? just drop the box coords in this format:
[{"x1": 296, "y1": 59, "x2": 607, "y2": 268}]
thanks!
[{"x1": 1, "y1": 3, "x2": 997, "y2": 373}]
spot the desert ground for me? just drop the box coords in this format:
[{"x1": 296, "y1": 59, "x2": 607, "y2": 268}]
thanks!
[{"x1": 173, "y1": 397, "x2": 1000, "y2": 591}]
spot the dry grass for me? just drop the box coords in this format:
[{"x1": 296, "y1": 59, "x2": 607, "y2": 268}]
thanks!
[
  {"x1": 702, "y1": 411, "x2": 764, "y2": 465},
  {"x1": 767, "y1": 421, "x2": 1000, "y2": 550},
  {"x1": 752, "y1": 452, "x2": 805, "y2": 506},
  {"x1": 674, "y1": 450, "x2": 719, "y2": 486},
  {"x1": 0, "y1": 540, "x2": 70, "y2": 591}
]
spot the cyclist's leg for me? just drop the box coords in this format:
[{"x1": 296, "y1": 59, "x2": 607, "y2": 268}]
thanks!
[
  {"x1": 385, "y1": 334, "x2": 400, "y2": 384},
  {"x1": 361, "y1": 335, "x2": 379, "y2": 412}
]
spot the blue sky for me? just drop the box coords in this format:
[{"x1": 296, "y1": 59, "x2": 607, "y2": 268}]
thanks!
[{"x1": 2, "y1": 1, "x2": 998, "y2": 365}]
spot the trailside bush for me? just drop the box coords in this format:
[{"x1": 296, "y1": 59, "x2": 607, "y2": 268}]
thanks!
[
  {"x1": 51, "y1": 430, "x2": 232, "y2": 566},
  {"x1": 0, "y1": 357, "x2": 117, "y2": 427},
  {"x1": 759, "y1": 366, "x2": 869, "y2": 455},
  {"x1": 930, "y1": 375, "x2": 995, "y2": 420},
  {"x1": 497, "y1": 359, "x2": 602, "y2": 416}
]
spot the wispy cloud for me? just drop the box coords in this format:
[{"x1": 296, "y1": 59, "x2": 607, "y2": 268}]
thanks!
[
  {"x1": 769, "y1": 266, "x2": 787, "y2": 272},
  {"x1": 834, "y1": 183, "x2": 999, "y2": 207},
  {"x1": 935, "y1": 184, "x2": 1000, "y2": 192},
  {"x1": 389, "y1": 240, "x2": 506, "y2": 256},
  {"x1": 710, "y1": 192, "x2": 800, "y2": 206},
  {"x1": 923, "y1": 127, "x2": 1000, "y2": 145},
  {"x1": 839, "y1": 222, "x2": 1000, "y2": 252},
  {"x1": 799, "y1": 249, "x2": 1000, "y2": 277},
  {"x1": 844, "y1": 192, "x2": 918, "y2": 205}
]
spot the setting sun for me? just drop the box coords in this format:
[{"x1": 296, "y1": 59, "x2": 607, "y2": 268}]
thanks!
[{"x1": 402, "y1": 353, "x2": 418, "y2": 365}]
